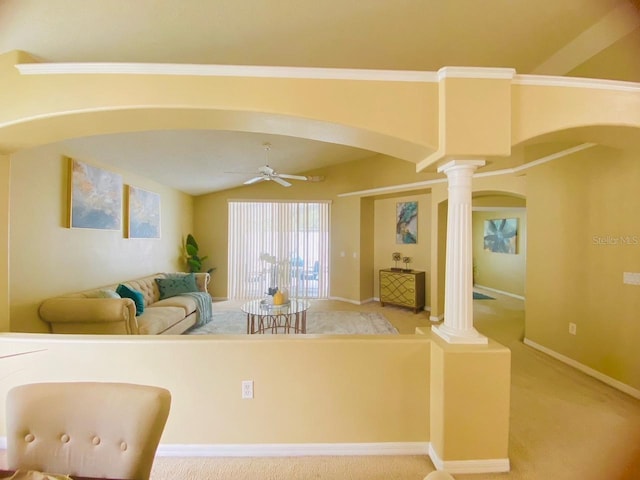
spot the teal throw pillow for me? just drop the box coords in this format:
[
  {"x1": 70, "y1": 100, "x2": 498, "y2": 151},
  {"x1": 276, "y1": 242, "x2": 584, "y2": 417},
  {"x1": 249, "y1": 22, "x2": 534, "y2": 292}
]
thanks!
[
  {"x1": 156, "y1": 273, "x2": 198, "y2": 300},
  {"x1": 116, "y1": 284, "x2": 145, "y2": 316}
]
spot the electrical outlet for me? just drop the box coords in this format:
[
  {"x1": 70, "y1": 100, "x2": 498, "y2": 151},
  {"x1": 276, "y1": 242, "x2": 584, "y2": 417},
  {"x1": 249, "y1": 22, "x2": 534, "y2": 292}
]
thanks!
[
  {"x1": 569, "y1": 323, "x2": 577, "y2": 335},
  {"x1": 241, "y1": 380, "x2": 253, "y2": 399}
]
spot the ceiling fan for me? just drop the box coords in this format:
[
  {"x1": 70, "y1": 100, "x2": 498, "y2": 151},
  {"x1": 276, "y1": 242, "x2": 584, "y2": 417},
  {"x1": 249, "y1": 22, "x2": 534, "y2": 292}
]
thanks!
[{"x1": 228, "y1": 143, "x2": 320, "y2": 188}]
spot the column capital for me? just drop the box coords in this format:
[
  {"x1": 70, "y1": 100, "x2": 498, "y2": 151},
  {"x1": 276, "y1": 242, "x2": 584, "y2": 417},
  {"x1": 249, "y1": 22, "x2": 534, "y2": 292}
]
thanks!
[{"x1": 437, "y1": 159, "x2": 486, "y2": 174}]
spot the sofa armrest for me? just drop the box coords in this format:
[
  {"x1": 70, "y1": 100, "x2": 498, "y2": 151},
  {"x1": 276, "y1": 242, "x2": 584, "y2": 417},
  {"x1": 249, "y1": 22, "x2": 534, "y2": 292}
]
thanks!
[
  {"x1": 194, "y1": 272, "x2": 211, "y2": 292},
  {"x1": 39, "y1": 297, "x2": 138, "y2": 332}
]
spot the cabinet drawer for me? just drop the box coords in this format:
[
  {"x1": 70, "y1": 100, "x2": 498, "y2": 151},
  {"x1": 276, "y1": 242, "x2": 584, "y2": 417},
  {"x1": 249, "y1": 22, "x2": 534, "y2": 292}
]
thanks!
[{"x1": 379, "y1": 269, "x2": 426, "y2": 312}]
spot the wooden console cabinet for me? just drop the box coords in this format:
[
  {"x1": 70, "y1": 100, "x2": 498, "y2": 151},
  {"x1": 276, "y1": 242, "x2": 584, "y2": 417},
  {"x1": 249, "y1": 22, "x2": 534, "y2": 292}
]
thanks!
[{"x1": 379, "y1": 269, "x2": 425, "y2": 313}]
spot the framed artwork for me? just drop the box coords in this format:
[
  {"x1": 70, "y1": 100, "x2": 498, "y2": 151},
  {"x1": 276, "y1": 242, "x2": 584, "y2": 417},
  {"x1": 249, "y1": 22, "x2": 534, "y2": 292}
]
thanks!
[
  {"x1": 69, "y1": 158, "x2": 122, "y2": 230},
  {"x1": 396, "y1": 201, "x2": 418, "y2": 244},
  {"x1": 127, "y1": 185, "x2": 161, "y2": 238},
  {"x1": 484, "y1": 218, "x2": 518, "y2": 254}
]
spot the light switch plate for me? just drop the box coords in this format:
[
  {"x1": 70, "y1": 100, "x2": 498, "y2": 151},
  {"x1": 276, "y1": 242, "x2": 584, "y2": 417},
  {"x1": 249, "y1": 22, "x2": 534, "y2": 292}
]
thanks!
[{"x1": 623, "y1": 272, "x2": 640, "y2": 285}]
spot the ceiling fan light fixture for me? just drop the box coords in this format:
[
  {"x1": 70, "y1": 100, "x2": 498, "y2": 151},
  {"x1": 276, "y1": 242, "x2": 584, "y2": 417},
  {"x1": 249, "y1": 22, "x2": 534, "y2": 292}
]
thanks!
[{"x1": 227, "y1": 142, "x2": 314, "y2": 188}]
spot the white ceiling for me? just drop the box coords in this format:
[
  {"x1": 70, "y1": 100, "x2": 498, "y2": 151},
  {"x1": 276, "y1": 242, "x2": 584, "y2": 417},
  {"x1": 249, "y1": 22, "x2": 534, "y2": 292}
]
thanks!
[{"x1": 1, "y1": 0, "x2": 639, "y2": 195}]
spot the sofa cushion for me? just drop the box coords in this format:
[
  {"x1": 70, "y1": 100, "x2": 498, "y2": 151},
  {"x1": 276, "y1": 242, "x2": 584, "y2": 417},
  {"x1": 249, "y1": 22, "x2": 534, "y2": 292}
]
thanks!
[
  {"x1": 116, "y1": 284, "x2": 145, "y2": 316},
  {"x1": 152, "y1": 295, "x2": 197, "y2": 316},
  {"x1": 138, "y1": 306, "x2": 188, "y2": 334},
  {"x1": 155, "y1": 273, "x2": 198, "y2": 299}
]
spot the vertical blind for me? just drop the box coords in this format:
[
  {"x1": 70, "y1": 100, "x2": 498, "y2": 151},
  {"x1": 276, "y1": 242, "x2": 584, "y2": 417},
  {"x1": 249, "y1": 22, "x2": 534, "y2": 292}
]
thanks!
[{"x1": 228, "y1": 200, "x2": 330, "y2": 299}]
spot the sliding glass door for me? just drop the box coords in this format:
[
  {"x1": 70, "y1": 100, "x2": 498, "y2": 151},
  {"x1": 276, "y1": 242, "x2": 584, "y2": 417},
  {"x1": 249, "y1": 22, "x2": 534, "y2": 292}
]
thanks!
[{"x1": 228, "y1": 200, "x2": 330, "y2": 299}]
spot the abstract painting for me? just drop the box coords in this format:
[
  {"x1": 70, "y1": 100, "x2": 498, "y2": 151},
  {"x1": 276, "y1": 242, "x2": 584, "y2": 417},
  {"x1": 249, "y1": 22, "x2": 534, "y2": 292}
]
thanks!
[
  {"x1": 396, "y1": 201, "x2": 418, "y2": 244},
  {"x1": 484, "y1": 218, "x2": 518, "y2": 254},
  {"x1": 127, "y1": 186, "x2": 161, "y2": 238},
  {"x1": 69, "y1": 158, "x2": 122, "y2": 230}
]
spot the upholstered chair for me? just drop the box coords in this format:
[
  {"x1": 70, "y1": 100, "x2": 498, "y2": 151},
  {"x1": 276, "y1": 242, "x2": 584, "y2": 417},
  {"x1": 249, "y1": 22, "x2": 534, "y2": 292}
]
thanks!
[{"x1": 6, "y1": 382, "x2": 171, "y2": 480}]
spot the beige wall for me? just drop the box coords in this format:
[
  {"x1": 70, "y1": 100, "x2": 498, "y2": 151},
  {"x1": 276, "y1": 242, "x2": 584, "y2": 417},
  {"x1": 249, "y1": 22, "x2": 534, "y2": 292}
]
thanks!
[
  {"x1": 9, "y1": 144, "x2": 194, "y2": 332},
  {"x1": 0, "y1": 331, "x2": 511, "y2": 467},
  {"x1": 0, "y1": 334, "x2": 430, "y2": 444},
  {"x1": 472, "y1": 208, "x2": 527, "y2": 297},
  {"x1": 374, "y1": 193, "x2": 432, "y2": 307},
  {"x1": 0, "y1": 155, "x2": 9, "y2": 332},
  {"x1": 526, "y1": 146, "x2": 640, "y2": 390},
  {"x1": 428, "y1": 333, "x2": 511, "y2": 462},
  {"x1": 359, "y1": 197, "x2": 375, "y2": 301}
]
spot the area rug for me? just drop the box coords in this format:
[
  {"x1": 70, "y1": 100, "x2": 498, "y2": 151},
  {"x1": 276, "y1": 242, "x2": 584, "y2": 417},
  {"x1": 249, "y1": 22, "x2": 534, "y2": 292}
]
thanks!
[
  {"x1": 473, "y1": 291, "x2": 495, "y2": 300},
  {"x1": 186, "y1": 310, "x2": 398, "y2": 335}
]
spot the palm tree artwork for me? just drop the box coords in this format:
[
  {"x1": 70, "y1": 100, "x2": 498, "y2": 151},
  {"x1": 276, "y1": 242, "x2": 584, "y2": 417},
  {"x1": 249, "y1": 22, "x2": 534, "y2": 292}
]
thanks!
[{"x1": 483, "y1": 218, "x2": 518, "y2": 254}]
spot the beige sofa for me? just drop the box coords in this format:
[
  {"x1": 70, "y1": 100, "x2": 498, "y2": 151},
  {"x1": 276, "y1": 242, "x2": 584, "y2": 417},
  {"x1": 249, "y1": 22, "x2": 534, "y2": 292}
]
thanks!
[{"x1": 39, "y1": 272, "x2": 211, "y2": 335}]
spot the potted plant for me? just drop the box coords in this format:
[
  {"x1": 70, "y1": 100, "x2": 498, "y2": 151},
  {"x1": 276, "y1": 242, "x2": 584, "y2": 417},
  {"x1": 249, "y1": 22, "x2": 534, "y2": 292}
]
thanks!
[{"x1": 184, "y1": 234, "x2": 216, "y2": 274}]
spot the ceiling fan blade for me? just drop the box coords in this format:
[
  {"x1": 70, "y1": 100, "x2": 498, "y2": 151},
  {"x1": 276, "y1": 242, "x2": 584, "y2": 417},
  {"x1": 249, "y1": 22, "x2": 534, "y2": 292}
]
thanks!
[
  {"x1": 244, "y1": 176, "x2": 265, "y2": 185},
  {"x1": 278, "y1": 173, "x2": 308, "y2": 181},
  {"x1": 272, "y1": 176, "x2": 292, "y2": 187}
]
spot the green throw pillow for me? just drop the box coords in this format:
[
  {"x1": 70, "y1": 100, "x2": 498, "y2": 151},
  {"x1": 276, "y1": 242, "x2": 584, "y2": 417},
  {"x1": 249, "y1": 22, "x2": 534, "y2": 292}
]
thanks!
[
  {"x1": 155, "y1": 273, "x2": 198, "y2": 299},
  {"x1": 116, "y1": 284, "x2": 145, "y2": 316}
]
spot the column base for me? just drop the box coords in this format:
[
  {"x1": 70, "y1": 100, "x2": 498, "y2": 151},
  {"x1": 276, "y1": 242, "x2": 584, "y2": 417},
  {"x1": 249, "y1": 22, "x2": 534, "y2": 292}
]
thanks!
[{"x1": 431, "y1": 324, "x2": 488, "y2": 345}]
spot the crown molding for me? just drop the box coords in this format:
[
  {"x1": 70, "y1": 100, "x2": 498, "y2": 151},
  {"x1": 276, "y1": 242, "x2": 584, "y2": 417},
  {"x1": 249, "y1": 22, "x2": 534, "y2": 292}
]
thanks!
[
  {"x1": 15, "y1": 62, "x2": 439, "y2": 82},
  {"x1": 15, "y1": 63, "x2": 640, "y2": 93},
  {"x1": 339, "y1": 143, "x2": 596, "y2": 198},
  {"x1": 438, "y1": 66, "x2": 516, "y2": 80},
  {"x1": 514, "y1": 74, "x2": 640, "y2": 92}
]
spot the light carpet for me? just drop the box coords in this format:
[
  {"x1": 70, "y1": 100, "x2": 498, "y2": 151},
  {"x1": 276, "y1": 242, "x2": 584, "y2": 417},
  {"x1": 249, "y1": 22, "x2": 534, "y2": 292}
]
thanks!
[{"x1": 186, "y1": 310, "x2": 398, "y2": 335}]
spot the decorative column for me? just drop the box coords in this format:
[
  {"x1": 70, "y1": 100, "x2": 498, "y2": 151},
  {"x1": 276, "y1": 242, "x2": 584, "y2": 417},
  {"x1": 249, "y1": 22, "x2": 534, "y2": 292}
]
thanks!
[{"x1": 432, "y1": 159, "x2": 488, "y2": 344}]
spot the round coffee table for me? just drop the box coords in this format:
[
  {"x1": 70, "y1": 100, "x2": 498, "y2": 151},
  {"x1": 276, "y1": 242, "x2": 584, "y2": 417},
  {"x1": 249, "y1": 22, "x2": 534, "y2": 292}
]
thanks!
[{"x1": 241, "y1": 298, "x2": 310, "y2": 334}]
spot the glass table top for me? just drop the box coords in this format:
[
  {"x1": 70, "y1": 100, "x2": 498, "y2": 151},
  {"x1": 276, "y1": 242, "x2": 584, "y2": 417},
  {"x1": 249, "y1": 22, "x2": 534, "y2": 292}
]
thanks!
[{"x1": 241, "y1": 298, "x2": 309, "y2": 316}]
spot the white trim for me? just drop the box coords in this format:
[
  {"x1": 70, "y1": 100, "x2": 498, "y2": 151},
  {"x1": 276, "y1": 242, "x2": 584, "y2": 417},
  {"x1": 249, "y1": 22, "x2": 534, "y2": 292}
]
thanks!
[
  {"x1": 16, "y1": 62, "x2": 439, "y2": 83},
  {"x1": 438, "y1": 66, "x2": 516, "y2": 81},
  {"x1": 473, "y1": 143, "x2": 597, "y2": 179},
  {"x1": 472, "y1": 206, "x2": 526, "y2": 212},
  {"x1": 428, "y1": 444, "x2": 510, "y2": 474},
  {"x1": 523, "y1": 338, "x2": 640, "y2": 400},
  {"x1": 339, "y1": 143, "x2": 596, "y2": 198},
  {"x1": 328, "y1": 295, "x2": 365, "y2": 305},
  {"x1": 19, "y1": 62, "x2": 640, "y2": 93},
  {"x1": 437, "y1": 159, "x2": 485, "y2": 173},
  {"x1": 0, "y1": 439, "x2": 509, "y2": 474},
  {"x1": 338, "y1": 178, "x2": 446, "y2": 198},
  {"x1": 514, "y1": 74, "x2": 640, "y2": 92},
  {"x1": 473, "y1": 285, "x2": 525, "y2": 301},
  {"x1": 156, "y1": 442, "x2": 429, "y2": 457},
  {"x1": 430, "y1": 314, "x2": 444, "y2": 322}
]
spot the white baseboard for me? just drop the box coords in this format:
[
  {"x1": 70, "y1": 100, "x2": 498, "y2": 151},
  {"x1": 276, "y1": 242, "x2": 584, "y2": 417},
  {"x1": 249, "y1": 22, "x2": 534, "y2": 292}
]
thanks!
[
  {"x1": 0, "y1": 439, "x2": 509, "y2": 473},
  {"x1": 430, "y1": 314, "x2": 443, "y2": 322},
  {"x1": 328, "y1": 296, "x2": 370, "y2": 305},
  {"x1": 428, "y1": 444, "x2": 510, "y2": 474},
  {"x1": 524, "y1": 338, "x2": 640, "y2": 400},
  {"x1": 474, "y1": 284, "x2": 525, "y2": 300},
  {"x1": 157, "y1": 442, "x2": 429, "y2": 457}
]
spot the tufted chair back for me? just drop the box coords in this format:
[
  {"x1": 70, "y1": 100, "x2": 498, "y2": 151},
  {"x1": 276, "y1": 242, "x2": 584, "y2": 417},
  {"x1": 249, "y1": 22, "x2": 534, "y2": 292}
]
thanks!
[{"x1": 6, "y1": 382, "x2": 171, "y2": 480}]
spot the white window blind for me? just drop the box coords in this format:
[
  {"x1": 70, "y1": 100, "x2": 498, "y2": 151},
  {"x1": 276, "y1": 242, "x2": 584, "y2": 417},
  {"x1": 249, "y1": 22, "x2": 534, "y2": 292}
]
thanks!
[{"x1": 228, "y1": 200, "x2": 330, "y2": 299}]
